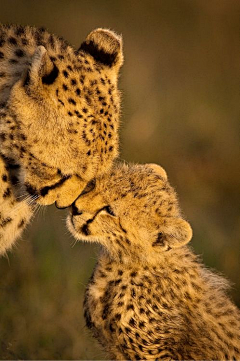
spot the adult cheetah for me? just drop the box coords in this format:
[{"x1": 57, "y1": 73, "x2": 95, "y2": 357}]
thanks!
[{"x1": 0, "y1": 24, "x2": 123, "y2": 254}]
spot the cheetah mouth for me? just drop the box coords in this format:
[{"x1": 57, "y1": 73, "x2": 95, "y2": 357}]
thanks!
[{"x1": 68, "y1": 215, "x2": 91, "y2": 237}]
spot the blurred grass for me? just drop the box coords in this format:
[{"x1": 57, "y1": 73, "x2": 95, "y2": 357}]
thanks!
[{"x1": 0, "y1": 0, "x2": 240, "y2": 359}]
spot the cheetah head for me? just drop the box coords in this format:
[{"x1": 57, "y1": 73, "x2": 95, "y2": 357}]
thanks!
[
  {"x1": 67, "y1": 163, "x2": 192, "y2": 262},
  {"x1": 3, "y1": 28, "x2": 123, "y2": 207}
]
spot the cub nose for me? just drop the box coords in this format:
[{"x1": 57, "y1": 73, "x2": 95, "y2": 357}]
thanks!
[{"x1": 72, "y1": 203, "x2": 82, "y2": 216}]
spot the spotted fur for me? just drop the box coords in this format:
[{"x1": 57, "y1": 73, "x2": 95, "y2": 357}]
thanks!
[
  {"x1": 67, "y1": 163, "x2": 240, "y2": 360},
  {"x1": 0, "y1": 155, "x2": 33, "y2": 254},
  {"x1": 0, "y1": 24, "x2": 123, "y2": 254}
]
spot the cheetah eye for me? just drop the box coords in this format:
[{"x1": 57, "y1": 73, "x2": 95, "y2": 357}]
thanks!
[
  {"x1": 80, "y1": 179, "x2": 96, "y2": 196},
  {"x1": 104, "y1": 205, "x2": 116, "y2": 217}
]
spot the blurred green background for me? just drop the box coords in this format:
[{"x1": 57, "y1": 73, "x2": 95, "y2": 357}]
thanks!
[{"x1": 0, "y1": 0, "x2": 240, "y2": 359}]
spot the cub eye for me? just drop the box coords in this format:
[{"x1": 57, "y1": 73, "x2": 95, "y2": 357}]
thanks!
[
  {"x1": 80, "y1": 179, "x2": 96, "y2": 196},
  {"x1": 104, "y1": 205, "x2": 116, "y2": 217}
]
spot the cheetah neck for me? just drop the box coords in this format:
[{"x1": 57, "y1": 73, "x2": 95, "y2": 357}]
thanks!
[{"x1": 99, "y1": 242, "x2": 200, "y2": 271}]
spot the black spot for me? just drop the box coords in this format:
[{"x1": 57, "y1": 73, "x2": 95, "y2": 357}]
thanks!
[
  {"x1": 3, "y1": 188, "x2": 11, "y2": 198},
  {"x1": 0, "y1": 52, "x2": 4, "y2": 60},
  {"x1": 115, "y1": 313, "x2": 121, "y2": 321},
  {"x1": 0, "y1": 71, "x2": 5, "y2": 77},
  {"x1": 115, "y1": 278, "x2": 122, "y2": 285},
  {"x1": 58, "y1": 99, "x2": 64, "y2": 106},
  {"x1": 75, "y1": 88, "x2": 81, "y2": 96},
  {"x1": 109, "y1": 322, "x2": 115, "y2": 333},
  {"x1": 1, "y1": 217, "x2": 12, "y2": 227},
  {"x1": 9, "y1": 59, "x2": 18, "y2": 64},
  {"x1": 102, "y1": 304, "x2": 110, "y2": 320},
  {"x1": 67, "y1": 65, "x2": 73, "y2": 71},
  {"x1": 75, "y1": 110, "x2": 82, "y2": 117},
  {"x1": 68, "y1": 98, "x2": 76, "y2": 105},
  {"x1": 129, "y1": 318, "x2": 135, "y2": 327},
  {"x1": 139, "y1": 321, "x2": 145, "y2": 329},
  {"x1": 8, "y1": 37, "x2": 17, "y2": 45},
  {"x1": 125, "y1": 327, "x2": 131, "y2": 335},
  {"x1": 2, "y1": 174, "x2": 7, "y2": 182},
  {"x1": 63, "y1": 84, "x2": 68, "y2": 91},
  {"x1": 149, "y1": 317, "x2": 155, "y2": 324},
  {"x1": 42, "y1": 63, "x2": 59, "y2": 85},
  {"x1": 63, "y1": 70, "x2": 69, "y2": 78},
  {"x1": 0, "y1": 133, "x2": 6, "y2": 141},
  {"x1": 15, "y1": 49, "x2": 25, "y2": 57},
  {"x1": 19, "y1": 146, "x2": 26, "y2": 155},
  {"x1": 127, "y1": 304, "x2": 134, "y2": 311},
  {"x1": 71, "y1": 78, "x2": 77, "y2": 86}
]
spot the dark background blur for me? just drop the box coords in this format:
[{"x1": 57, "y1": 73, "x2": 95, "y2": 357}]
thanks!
[{"x1": 0, "y1": 0, "x2": 239, "y2": 359}]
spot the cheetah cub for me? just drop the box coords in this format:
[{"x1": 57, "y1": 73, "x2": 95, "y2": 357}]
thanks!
[
  {"x1": 67, "y1": 163, "x2": 240, "y2": 360},
  {"x1": 0, "y1": 24, "x2": 123, "y2": 254}
]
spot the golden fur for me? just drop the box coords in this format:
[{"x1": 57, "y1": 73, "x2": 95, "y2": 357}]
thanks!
[
  {"x1": 68, "y1": 163, "x2": 240, "y2": 360},
  {"x1": 0, "y1": 24, "x2": 123, "y2": 254}
]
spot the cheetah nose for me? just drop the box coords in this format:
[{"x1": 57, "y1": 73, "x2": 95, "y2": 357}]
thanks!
[{"x1": 72, "y1": 203, "x2": 83, "y2": 216}]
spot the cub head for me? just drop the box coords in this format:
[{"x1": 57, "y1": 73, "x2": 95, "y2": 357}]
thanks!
[
  {"x1": 1, "y1": 27, "x2": 123, "y2": 207},
  {"x1": 67, "y1": 163, "x2": 192, "y2": 261}
]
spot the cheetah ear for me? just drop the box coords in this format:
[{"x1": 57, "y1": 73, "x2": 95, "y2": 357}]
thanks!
[
  {"x1": 78, "y1": 28, "x2": 123, "y2": 72},
  {"x1": 146, "y1": 163, "x2": 168, "y2": 180},
  {"x1": 152, "y1": 218, "x2": 192, "y2": 251},
  {"x1": 23, "y1": 46, "x2": 59, "y2": 88}
]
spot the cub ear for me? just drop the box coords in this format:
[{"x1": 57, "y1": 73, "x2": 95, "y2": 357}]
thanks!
[
  {"x1": 78, "y1": 28, "x2": 123, "y2": 71},
  {"x1": 23, "y1": 46, "x2": 59, "y2": 88},
  {"x1": 152, "y1": 218, "x2": 192, "y2": 251},
  {"x1": 146, "y1": 163, "x2": 168, "y2": 180}
]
